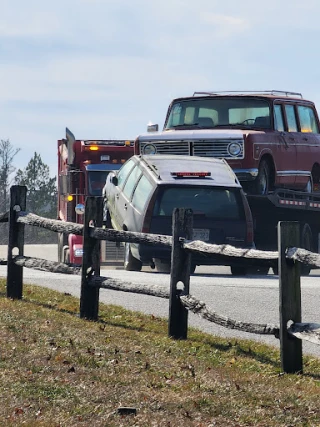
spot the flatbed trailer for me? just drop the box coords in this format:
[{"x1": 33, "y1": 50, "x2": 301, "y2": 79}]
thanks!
[{"x1": 247, "y1": 189, "x2": 320, "y2": 274}]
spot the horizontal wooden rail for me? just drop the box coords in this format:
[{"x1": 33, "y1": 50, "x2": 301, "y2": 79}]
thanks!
[{"x1": 17, "y1": 212, "x2": 83, "y2": 235}]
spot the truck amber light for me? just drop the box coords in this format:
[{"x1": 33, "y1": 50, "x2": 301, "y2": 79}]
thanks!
[
  {"x1": 89, "y1": 146, "x2": 99, "y2": 151},
  {"x1": 67, "y1": 195, "x2": 73, "y2": 201},
  {"x1": 171, "y1": 171, "x2": 211, "y2": 177},
  {"x1": 112, "y1": 159, "x2": 118, "y2": 163},
  {"x1": 125, "y1": 140, "x2": 131, "y2": 146}
]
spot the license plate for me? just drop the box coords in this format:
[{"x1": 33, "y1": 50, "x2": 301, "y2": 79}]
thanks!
[{"x1": 193, "y1": 228, "x2": 210, "y2": 241}]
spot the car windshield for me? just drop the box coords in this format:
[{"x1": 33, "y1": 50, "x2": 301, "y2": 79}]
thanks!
[
  {"x1": 153, "y1": 186, "x2": 243, "y2": 219},
  {"x1": 165, "y1": 97, "x2": 271, "y2": 130},
  {"x1": 88, "y1": 171, "x2": 109, "y2": 196}
]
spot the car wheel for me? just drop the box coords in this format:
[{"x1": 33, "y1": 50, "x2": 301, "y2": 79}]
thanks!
[
  {"x1": 248, "y1": 266, "x2": 269, "y2": 275},
  {"x1": 154, "y1": 259, "x2": 171, "y2": 273},
  {"x1": 230, "y1": 266, "x2": 247, "y2": 276},
  {"x1": 254, "y1": 159, "x2": 271, "y2": 195},
  {"x1": 124, "y1": 243, "x2": 142, "y2": 271},
  {"x1": 300, "y1": 223, "x2": 312, "y2": 276}
]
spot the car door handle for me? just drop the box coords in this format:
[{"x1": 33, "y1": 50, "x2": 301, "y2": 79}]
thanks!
[{"x1": 124, "y1": 204, "x2": 127, "y2": 210}]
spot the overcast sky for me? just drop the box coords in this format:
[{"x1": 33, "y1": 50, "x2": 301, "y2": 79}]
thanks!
[{"x1": 1, "y1": 0, "x2": 320, "y2": 177}]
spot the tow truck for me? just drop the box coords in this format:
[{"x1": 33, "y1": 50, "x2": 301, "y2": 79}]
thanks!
[{"x1": 57, "y1": 128, "x2": 134, "y2": 264}]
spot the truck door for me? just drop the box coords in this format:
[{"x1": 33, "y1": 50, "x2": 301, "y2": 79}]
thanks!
[{"x1": 274, "y1": 103, "x2": 297, "y2": 187}]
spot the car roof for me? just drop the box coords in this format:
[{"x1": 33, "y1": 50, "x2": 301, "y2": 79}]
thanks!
[
  {"x1": 170, "y1": 91, "x2": 315, "y2": 105},
  {"x1": 136, "y1": 155, "x2": 241, "y2": 187}
]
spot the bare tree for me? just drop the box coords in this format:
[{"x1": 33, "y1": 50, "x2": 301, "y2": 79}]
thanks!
[{"x1": 0, "y1": 139, "x2": 20, "y2": 211}]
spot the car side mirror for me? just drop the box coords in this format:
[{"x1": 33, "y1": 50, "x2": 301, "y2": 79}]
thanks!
[
  {"x1": 111, "y1": 175, "x2": 118, "y2": 186},
  {"x1": 147, "y1": 123, "x2": 159, "y2": 132}
]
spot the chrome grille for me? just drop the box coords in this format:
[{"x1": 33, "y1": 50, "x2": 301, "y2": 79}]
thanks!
[
  {"x1": 140, "y1": 139, "x2": 244, "y2": 159},
  {"x1": 193, "y1": 140, "x2": 244, "y2": 158},
  {"x1": 141, "y1": 141, "x2": 190, "y2": 155}
]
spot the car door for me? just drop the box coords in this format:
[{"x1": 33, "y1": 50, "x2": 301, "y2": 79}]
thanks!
[
  {"x1": 115, "y1": 164, "x2": 142, "y2": 230},
  {"x1": 295, "y1": 104, "x2": 320, "y2": 189},
  {"x1": 107, "y1": 158, "x2": 136, "y2": 229},
  {"x1": 273, "y1": 103, "x2": 297, "y2": 188}
]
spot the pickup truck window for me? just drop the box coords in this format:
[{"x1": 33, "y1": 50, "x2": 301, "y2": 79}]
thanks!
[
  {"x1": 285, "y1": 104, "x2": 298, "y2": 132},
  {"x1": 298, "y1": 105, "x2": 319, "y2": 133},
  {"x1": 166, "y1": 97, "x2": 271, "y2": 129},
  {"x1": 274, "y1": 104, "x2": 285, "y2": 131}
]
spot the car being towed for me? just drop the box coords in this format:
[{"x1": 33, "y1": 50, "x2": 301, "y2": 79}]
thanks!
[{"x1": 103, "y1": 154, "x2": 254, "y2": 274}]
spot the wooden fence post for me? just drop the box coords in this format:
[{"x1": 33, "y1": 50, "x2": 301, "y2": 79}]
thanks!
[
  {"x1": 168, "y1": 208, "x2": 193, "y2": 339},
  {"x1": 7, "y1": 185, "x2": 27, "y2": 299},
  {"x1": 80, "y1": 196, "x2": 103, "y2": 320},
  {"x1": 278, "y1": 221, "x2": 302, "y2": 374}
]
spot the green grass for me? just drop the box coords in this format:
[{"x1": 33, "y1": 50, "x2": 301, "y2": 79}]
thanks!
[{"x1": 0, "y1": 278, "x2": 319, "y2": 426}]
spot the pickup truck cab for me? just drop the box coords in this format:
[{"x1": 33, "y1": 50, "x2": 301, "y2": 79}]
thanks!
[{"x1": 135, "y1": 90, "x2": 320, "y2": 195}]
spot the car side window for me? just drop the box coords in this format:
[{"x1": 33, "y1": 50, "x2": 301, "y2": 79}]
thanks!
[
  {"x1": 132, "y1": 175, "x2": 153, "y2": 212},
  {"x1": 274, "y1": 104, "x2": 285, "y2": 131},
  {"x1": 122, "y1": 165, "x2": 142, "y2": 200},
  {"x1": 298, "y1": 105, "x2": 319, "y2": 133},
  {"x1": 117, "y1": 159, "x2": 135, "y2": 189},
  {"x1": 284, "y1": 104, "x2": 298, "y2": 132}
]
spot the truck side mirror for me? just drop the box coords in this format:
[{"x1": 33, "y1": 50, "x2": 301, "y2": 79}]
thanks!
[
  {"x1": 112, "y1": 176, "x2": 118, "y2": 186},
  {"x1": 147, "y1": 123, "x2": 159, "y2": 132}
]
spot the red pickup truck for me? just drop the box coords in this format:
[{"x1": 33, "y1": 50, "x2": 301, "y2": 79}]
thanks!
[{"x1": 135, "y1": 90, "x2": 320, "y2": 195}]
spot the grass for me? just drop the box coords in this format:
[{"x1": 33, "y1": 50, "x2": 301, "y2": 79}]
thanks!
[{"x1": 0, "y1": 279, "x2": 320, "y2": 426}]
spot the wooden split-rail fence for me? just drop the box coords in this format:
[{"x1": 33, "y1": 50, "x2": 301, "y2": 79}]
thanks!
[{"x1": 2, "y1": 185, "x2": 320, "y2": 374}]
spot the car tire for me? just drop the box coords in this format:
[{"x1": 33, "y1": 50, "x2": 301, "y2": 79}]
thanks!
[
  {"x1": 124, "y1": 243, "x2": 142, "y2": 271},
  {"x1": 248, "y1": 266, "x2": 269, "y2": 275},
  {"x1": 254, "y1": 159, "x2": 271, "y2": 195},
  {"x1": 300, "y1": 223, "x2": 312, "y2": 276},
  {"x1": 154, "y1": 259, "x2": 171, "y2": 273},
  {"x1": 230, "y1": 266, "x2": 247, "y2": 276}
]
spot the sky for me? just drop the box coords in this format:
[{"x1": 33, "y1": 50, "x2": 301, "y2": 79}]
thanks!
[{"x1": 1, "y1": 0, "x2": 320, "y2": 178}]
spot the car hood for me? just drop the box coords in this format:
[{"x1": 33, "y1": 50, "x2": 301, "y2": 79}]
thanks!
[{"x1": 136, "y1": 129, "x2": 264, "y2": 141}]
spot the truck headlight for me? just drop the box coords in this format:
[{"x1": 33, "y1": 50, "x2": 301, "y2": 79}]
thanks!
[
  {"x1": 228, "y1": 142, "x2": 241, "y2": 156},
  {"x1": 142, "y1": 144, "x2": 157, "y2": 155}
]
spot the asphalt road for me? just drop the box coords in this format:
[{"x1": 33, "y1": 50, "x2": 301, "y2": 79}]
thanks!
[{"x1": 1, "y1": 244, "x2": 320, "y2": 358}]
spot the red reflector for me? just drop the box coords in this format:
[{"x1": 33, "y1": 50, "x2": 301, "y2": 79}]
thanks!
[{"x1": 171, "y1": 171, "x2": 211, "y2": 177}]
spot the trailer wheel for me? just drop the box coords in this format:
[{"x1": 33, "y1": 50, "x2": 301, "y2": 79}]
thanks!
[
  {"x1": 230, "y1": 266, "x2": 247, "y2": 276},
  {"x1": 124, "y1": 243, "x2": 142, "y2": 271},
  {"x1": 300, "y1": 223, "x2": 312, "y2": 276}
]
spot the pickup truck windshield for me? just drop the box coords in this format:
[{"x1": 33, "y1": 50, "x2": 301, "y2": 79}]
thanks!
[{"x1": 165, "y1": 97, "x2": 271, "y2": 130}]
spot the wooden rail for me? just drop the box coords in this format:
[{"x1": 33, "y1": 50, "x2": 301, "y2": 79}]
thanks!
[{"x1": 3, "y1": 185, "x2": 320, "y2": 374}]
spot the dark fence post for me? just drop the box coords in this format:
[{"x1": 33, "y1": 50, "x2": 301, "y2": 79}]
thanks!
[
  {"x1": 168, "y1": 208, "x2": 193, "y2": 339},
  {"x1": 7, "y1": 185, "x2": 27, "y2": 299},
  {"x1": 278, "y1": 221, "x2": 302, "y2": 374},
  {"x1": 80, "y1": 196, "x2": 103, "y2": 320}
]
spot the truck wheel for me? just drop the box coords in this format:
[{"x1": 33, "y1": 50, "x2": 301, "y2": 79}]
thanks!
[
  {"x1": 300, "y1": 223, "x2": 312, "y2": 276},
  {"x1": 254, "y1": 159, "x2": 271, "y2": 195},
  {"x1": 230, "y1": 266, "x2": 247, "y2": 276},
  {"x1": 124, "y1": 243, "x2": 142, "y2": 271},
  {"x1": 154, "y1": 259, "x2": 171, "y2": 273},
  {"x1": 248, "y1": 266, "x2": 269, "y2": 275}
]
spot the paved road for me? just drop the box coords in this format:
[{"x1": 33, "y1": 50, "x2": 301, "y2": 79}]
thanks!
[{"x1": 1, "y1": 245, "x2": 320, "y2": 358}]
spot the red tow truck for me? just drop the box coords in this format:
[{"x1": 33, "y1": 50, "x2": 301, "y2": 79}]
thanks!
[{"x1": 57, "y1": 128, "x2": 134, "y2": 264}]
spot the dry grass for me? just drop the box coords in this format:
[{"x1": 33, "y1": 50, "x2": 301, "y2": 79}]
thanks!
[{"x1": 0, "y1": 278, "x2": 320, "y2": 426}]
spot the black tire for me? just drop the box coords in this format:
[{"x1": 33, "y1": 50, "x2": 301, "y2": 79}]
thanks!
[
  {"x1": 154, "y1": 259, "x2": 171, "y2": 273},
  {"x1": 230, "y1": 266, "x2": 247, "y2": 276},
  {"x1": 248, "y1": 266, "x2": 269, "y2": 275},
  {"x1": 253, "y1": 159, "x2": 271, "y2": 195},
  {"x1": 124, "y1": 243, "x2": 142, "y2": 271},
  {"x1": 300, "y1": 223, "x2": 312, "y2": 276}
]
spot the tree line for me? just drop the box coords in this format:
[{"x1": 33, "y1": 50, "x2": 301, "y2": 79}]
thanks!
[{"x1": 0, "y1": 139, "x2": 57, "y2": 244}]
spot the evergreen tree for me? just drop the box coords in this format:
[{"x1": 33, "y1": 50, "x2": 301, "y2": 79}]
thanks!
[
  {"x1": 15, "y1": 153, "x2": 57, "y2": 243},
  {"x1": 0, "y1": 139, "x2": 20, "y2": 211}
]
